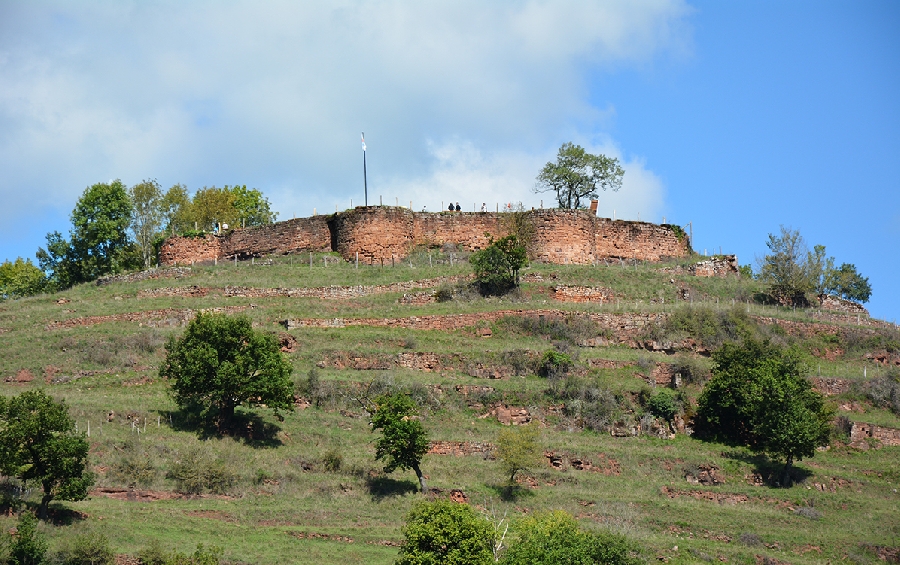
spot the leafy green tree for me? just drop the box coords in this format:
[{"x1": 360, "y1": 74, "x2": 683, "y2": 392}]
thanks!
[
  {"x1": 395, "y1": 499, "x2": 494, "y2": 565},
  {"x1": 5, "y1": 511, "x2": 48, "y2": 565},
  {"x1": 534, "y1": 142, "x2": 624, "y2": 210},
  {"x1": 37, "y1": 180, "x2": 135, "y2": 288},
  {"x1": 159, "y1": 313, "x2": 294, "y2": 430},
  {"x1": 185, "y1": 186, "x2": 237, "y2": 232},
  {"x1": 370, "y1": 392, "x2": 429, "y2": 492},
  {"x1": 0, "y1": 391, "x2": 94, "y2": 519},
  {"x1": 757, "y1": 226, "x2": 817, "y2": 305},
  {"x1": 471, "y1": 235, "x2": 527, "y2": 294},
  {"x1": 694, "y1": 338, "x2": 832, "y2": 485},
  {"x1": 129, "y1": 179, "x2": 164, "y2": 268},
  {"x1": 229, "y1": 185, "x2": 277, "y2": 226},
  {"x1": 648, "y1": 389, "x2": 677, "y2": 421},
  {"x1": 501, "y1": 510, "x2": 640, "y2": 565},
  {"x1": 0, "y1": 258, "x2": 47, "y2": 300},
  {"x1": 161, "y1": 183, "x2": 193, "y2": 235},
  {"x1": 825, "y1": 263, "x2": 872, "y2": 303},
  {"x1": 495, "y1": 423, "x2": 541, "y2": 484}
]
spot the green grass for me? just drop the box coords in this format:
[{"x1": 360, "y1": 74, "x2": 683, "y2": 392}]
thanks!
[{"x1": 1, "y1": 255, "x2": 898, "y2": 564}]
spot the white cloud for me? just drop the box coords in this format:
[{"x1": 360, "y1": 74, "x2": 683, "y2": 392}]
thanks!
[{"x1": 0, "y1": 0, "x2": 691, "y2": 255}]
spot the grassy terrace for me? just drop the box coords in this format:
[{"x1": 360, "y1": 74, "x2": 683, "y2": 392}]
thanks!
[{"x1": 1, "y1": 252, "x2": 898, "y2": 564}]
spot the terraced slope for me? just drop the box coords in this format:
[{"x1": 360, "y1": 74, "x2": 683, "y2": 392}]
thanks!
[{"x1": 1, "y1": 253, "x2": 898, "y2": 565}]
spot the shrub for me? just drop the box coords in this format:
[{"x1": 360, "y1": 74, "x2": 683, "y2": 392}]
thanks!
[
  {"x1": 538, "y1": 350, "x2": 572, "y2": 379},
  {"x1": 856, "y1": 372, "x2": 900, "y2": 415},
  {"x1": 549, "y1": 377, "x2": 619, "y2": 432},
  {"x1": 62, "y1": 533, "x2": 114, "y2": 565},
  {"x1": 672, "y1": 355, "x2": 712, "y2": 385},
  {"x1": 501, "y1": 510, "x2": 641, "y2": 565},
  {"x1": 396, "y1": 499, "x2": 494, "y2": 565},
  {"x1": 6, "y1": 512, "x2": 48, "y2": 565},
  {"x1": 322, "y1": 449, "x2": 343, "y2": 473},
  {"x1": 166, "y1": 448, "x2": 237, "y2": 495},
  {"x1": 502, "y1": 314, "x2": 599, "y2": 345},
  {"x1": 109, "y1": 442, "x2": 157, "y2": 489},
  {"x1": 501, "y1": 349, "x2": 535, "y2": 376},
  {"x1": 648, "y1": 389, "x2": 677, "y2": 421}
]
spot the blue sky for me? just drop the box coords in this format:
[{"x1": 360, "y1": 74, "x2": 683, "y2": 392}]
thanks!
[{"x1": 1, "y1": 1, "x2": 897, "y2": 321}]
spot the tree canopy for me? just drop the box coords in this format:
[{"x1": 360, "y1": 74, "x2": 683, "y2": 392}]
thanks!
[
  {"x1": 470, "y1": 235, "x2": 527, "y2": 295},
  {"x1": 129, "y1": 179, "x2": 164, "y2": 269},
  {"x1": 0, "y1": 390, "x2": 94, "y2": 519},
  {"x1": 0, "y1": 258, "x2": 47, "y2": 301},
  {"x1": 395, "y1": 499, "x2": 494, "y2": 565},
  {"x1": 694, "y1": 338, "x2": 832, "y2": 484},
  {"x1": 534, "y1": 142, "x2": 624, "y2": 210},
  {"x1": 160, "y1": 313, "x2": 294, "y2": 431},
  {"x1": 757, "y1": 226, "x2": 872, "y2": 305},
  {"x1": 370, "y1": 392, "x2": 429, "y2": 492},
  {"x1": 495, "y1": 423, "x2": 541, "y2": 484}
]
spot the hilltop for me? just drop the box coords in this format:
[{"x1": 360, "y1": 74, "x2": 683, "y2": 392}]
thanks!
[{"x1": 0, "y1": 250, "x2": 898, "y2": 564}]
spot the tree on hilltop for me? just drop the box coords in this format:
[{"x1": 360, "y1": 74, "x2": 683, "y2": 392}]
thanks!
[{"x1": 534, "y1": 142, "x2": 624, "y2": 210}]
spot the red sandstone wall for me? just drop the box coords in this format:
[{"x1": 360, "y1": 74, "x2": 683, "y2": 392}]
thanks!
[
  {"x1": 531, "y1": 210, "x2": 597, "y2": 264},
  {"x1": 160, "y1": 207, "x2": 692, "y2": 267},
  {"x1": 412, "y1": 212, "x2": 505, "y2": 251},
  {"x1": 594, "y1": 219, "x2": 690, "y2": 262},
  {"x1": 332, "y1": 207, "x2": 414, "y2": 264},
  {"x1": 159, "y1": 235, "x2": 222, "y2": 265},
  {"x1": 222, "y1": 216, "x2": 331, "y2": 259}
]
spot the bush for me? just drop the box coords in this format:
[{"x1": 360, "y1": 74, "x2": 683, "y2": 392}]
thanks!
[
  {"x1": 61, "y1": 533, "x2": 114, "y2": 565},
  {"x1": 396, "y1": 499, "x2": 494, "y2": 565},
  {"x1": 502, "y1": 314, "x2": 599, "y2": 345},
  {"x1": 109, "y1": 441, "x2": 157, "y2": 489},
  {"x1": 648, "y1": 389, "x2": 677, "y2": 421},
  {"x1": 538, "y1": 350, "x2": 572, "y2": 379},
  {"x1": 548, "y1": 377, "x2": 619, "y2": 432},
  {"x1": 322, "y1": 449, "x2": 343, "y2": 473},
  {"x1": 5, "y1": 512, "x2": 48, "y2": 565},
  {"x1": 166, "y1": 448, "x2": 237, "y2": 495},
  {"x1": 856, "y1": 372, "x2": 900, "y2": 415},
  {"x1": 501, "y1": 349, "x2": 535, "y2": 376},
  {"x1": 672, "y1": 355, "x2": 712, "y2": 385},
  {"x1": 501, "y1": 510, "x2": 641, "y2": 565}
]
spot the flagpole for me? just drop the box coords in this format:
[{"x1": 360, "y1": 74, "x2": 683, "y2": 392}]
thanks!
[{"x1": 362, "y1": 132, "x2": 368, "y2": 207}]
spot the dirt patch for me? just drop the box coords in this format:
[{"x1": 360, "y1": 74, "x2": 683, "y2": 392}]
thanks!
[
  {"x1": 287, "y1": 531, "x2": 354, "y2": 543},
  {"x1": 280, "y1": 333, "x2": 299, "y2": 353},
  {"x1": 91, "y1": 488, "x2": 231, "y2": 502},
  {"x1": 5, "y1": 369, "x2": 35, "y2": 383},
  {"x1": 660, "y1": 486, "x2": 792, "y2": 509},
  {"x1": 186, "y1": 510, "x2": 236, "y2": 522},
  {"x1": 810, "y1": 477, "x2": 860, "y2": 493},
  {"x1": 685, "y1": 463, "x2": 726, "y2": 486}
]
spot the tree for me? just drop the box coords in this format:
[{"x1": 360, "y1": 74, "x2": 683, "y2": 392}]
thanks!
[
  {"x1": 470, "y1": 235, "x2": 527, "y2": 294},
  {"x1": 694, "y1": 338, "x2": 832, "y2": 485},
  {"x1": 0, "y1": 258, "x2": 47, "y2": 300},
  {"x1": 824, "y1": 263, "x2": 872, "y2": 303},
  {"x1": 757, "y1": 226, "x2": 817, "y2": 305},
  {"x1": 185, "y1": 186, "x2": 237, "y2": 232},
  {"x1": 534, "y1": 142, "x2": 624, "y2": 210},
  {"x1": 160, "y1": 183, "x2": 192, "y2": 235},
  {"x1": 501, "y1": 510, "x2": 640, "y2": 565},
  {"x1": 229, "y1": 185, "x2": 277, "y2": 226},
  {"x1": 159, "y1": 313, "x2": 294, "y2": 431},
  {"x1": 129, "y1": 179, "x2": 163, "y2": 268},
  {"x1": 395, "y1": 499, "x2": 494, "y2": 565},
  {"x1": 0, "y1": 391, "x2": 94, "y2": 519},
  {"x1": 495, "y1": 423, "x2": 541, "y2": 484},
  {"x1": 370, "y1": 392, "x2": 429, "y2": 492},
  {"x1": 37, "y1": 180, "x2": 135, "y2": 288}
]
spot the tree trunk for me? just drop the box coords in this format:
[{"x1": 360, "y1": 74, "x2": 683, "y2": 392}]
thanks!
[
  {"x1": 782, "y1": 454, "x2": 793, "y2": 487},
  {"x1": 412, "y1": 463, "x2": 427, "y2": 493},
  {"x1": 39, "y1": 492, "x2": 53, "y2": 520}
]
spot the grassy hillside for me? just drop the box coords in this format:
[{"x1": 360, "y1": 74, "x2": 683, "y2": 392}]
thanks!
[{"x1": 1, "y1": 252, "x2": 898, "y2": 564}]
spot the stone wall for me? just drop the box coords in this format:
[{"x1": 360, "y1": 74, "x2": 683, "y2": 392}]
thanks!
[
  {"x1": 817, "y1": 294, "x2": 869, "y2": 316},
  {"x1": 160, "y1": 207, "x2": 691, "y2": 267},
  {"x1": 849, "y1": 422, "x2": 900, "y2": 447}
]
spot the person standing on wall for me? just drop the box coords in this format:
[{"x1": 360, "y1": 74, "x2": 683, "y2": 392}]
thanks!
[
  {"x1": 455, "y1": 202, "x2": 461, "y2": 212},
  {"x1": 480, "y1": 203, "x2": 486, "y2": 212}
]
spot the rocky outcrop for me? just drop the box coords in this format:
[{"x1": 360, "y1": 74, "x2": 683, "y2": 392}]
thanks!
[{"x1": 817, "y1": 294, "x2": 869, "y2": 316}]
